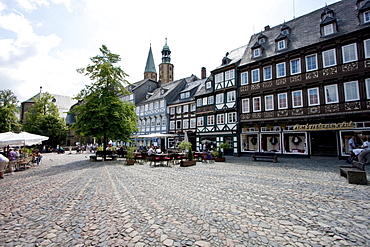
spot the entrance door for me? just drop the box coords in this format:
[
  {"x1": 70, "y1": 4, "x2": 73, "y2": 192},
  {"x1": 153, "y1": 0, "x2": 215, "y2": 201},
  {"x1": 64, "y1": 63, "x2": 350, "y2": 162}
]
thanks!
[{"x1": 310, "y1": 131, "x2": 337, "y2": 156}]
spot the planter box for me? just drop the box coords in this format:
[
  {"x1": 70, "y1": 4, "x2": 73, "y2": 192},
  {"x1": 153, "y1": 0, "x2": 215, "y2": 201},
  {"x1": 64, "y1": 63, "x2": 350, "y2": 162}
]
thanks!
[
  {"x1": 126, "y1": 160, "x2": 135, "y2": 165},
  {"x1": 214, "y1": 157, "x2": 226, "y2": 162},
  {"x1": 180, "y1": 160, "x2": 196, "y2": 167}
]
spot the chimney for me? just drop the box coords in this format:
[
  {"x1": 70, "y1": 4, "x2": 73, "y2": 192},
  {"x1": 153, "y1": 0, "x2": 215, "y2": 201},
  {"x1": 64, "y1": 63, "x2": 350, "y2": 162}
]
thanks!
[
  {"x1": 264, "y1": 25, "x2": 270, "y2": 31},
  {"x1": 201, "y1": 67, "x2": 206, "y2": 79}
]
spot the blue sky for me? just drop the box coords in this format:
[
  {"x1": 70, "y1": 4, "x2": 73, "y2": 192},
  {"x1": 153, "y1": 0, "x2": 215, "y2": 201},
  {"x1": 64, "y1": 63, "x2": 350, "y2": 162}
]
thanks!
[{"x1": 0, "y1": 0, "x2": 337, "y2": 102}]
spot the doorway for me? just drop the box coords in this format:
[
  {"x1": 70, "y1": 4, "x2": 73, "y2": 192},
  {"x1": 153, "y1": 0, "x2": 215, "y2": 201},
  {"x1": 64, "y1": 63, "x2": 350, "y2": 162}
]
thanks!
[{"x1": 310, "y1": 131, "x2": 337, "y2": 156}]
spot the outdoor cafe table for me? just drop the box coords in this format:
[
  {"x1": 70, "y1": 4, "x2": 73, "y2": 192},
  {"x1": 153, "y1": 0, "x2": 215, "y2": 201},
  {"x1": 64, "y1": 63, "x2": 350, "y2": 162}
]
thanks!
[{"x1": 149, "y1": 153, "x2": 171, "y2": 167}]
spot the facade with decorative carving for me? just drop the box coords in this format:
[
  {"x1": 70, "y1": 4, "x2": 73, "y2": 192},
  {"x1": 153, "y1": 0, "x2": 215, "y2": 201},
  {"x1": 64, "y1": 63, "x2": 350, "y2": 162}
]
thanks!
[{"x1": 237, "y1": 0, "x2": 370, "y2": 157}]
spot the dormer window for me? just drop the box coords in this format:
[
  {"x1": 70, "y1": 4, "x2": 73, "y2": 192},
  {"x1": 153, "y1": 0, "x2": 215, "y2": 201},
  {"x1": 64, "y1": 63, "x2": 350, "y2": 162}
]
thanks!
[
  {"x1": 280, "y1": 24, "x2": 290, "y2": 35},
  {"x1": 358, "y1": 0, "x2": 370, "y2": 24},
  {"x1": 323, "y1": 23, "x2": 334, "y2": 35},
  {"x1": 251, "y1": 42, "x2": 262, "y2": 58},
  {"x1": 365, "y1": 10, "x2": 370, "y2": 23},
  {"x1": 278, "y1": 40, "x2": 286, "y2": 50},
  {"x1": 180, "y1": 91, "x2": 190, "y2": 99},
  {"x1": 258, "y1": 33, "x2": 267, "y2": 44},
  {"x1": 275, "y1": 33, "x2": 288, "y2": 51},
  {"x1": 205, "y1": 81, "x2": 211, "y2": 89},
  {"x1": 320, "y1": 8, "x2": 337, "y2": 37}
]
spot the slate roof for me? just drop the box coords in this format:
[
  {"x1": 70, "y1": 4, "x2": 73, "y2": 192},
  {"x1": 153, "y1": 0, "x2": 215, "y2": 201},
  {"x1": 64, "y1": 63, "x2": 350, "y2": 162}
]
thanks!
[
  {"x1": 195, "y1": 75, "x2": 213, "y2": 97},
  {"x1": 144, "y1": 46, "x2": 156, "y2": 73},
  {"x1": 240, "y1": 0, "x2": 369, "y2": 66},
  {"x1": 213, "y1": 45, "x2": 247, "y2": 71},
  {"x1": 168, "y1": 78, "x2": 206, "y2": 105}
]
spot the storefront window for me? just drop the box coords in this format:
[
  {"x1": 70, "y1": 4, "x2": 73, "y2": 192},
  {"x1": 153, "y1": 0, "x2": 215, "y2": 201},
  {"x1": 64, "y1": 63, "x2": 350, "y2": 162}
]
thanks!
[
  {"x1": 283, "y1": 132, "x2": 307, "y2": 154},
  {"x1": 340, "y1": 130, "x2": 370, "y2": 156},
  {"x1": 241, "y1": 134, "x2": 259, "y2": 152},
  {"x1": 261, "y1": 133, "x2": 281, "y2": 152}
]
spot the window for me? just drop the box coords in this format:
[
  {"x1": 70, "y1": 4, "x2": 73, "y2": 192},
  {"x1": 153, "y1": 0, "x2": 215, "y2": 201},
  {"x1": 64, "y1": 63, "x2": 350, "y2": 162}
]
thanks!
[
  {"x1": 208, "y1": 96, "x2": 214, "y2": 105},
  {"x1": 253, "y1": 97, "x2": 261, "y2": 112},
  {"x1": 170, "y1": 121, "x2": 175, "y2": 130},
  {"x1": 183, "y1": 120, "x2": 189, "y2": 129},
  {"x1": 145, "y1": 104, "x2": 148, "y2": 111},
  {"x1": 190, "y1": 118, "x2": 196, "y2": 128},
  {"x1": 227, "y1": 91, "x2": 236, "y2": 102},
  {"x1": 344, "y1": 81, "x2": 360, "y2": 102},
  {"x1": 324, "y1": 84, "x2": 339, "y2": 104},
  {"x1": 290, "y1": 58, "x2": 301, "y2": 75},
  {"x1": 196, "y1": 99, "x2": 202, "y2": 107},
  {"x1": 149, "y1": 103, "x2": 153, "y2": 110},
  {"x1": 207, "y1": 115, "x2": 214, "y2": 125},
  {"x1": 241, "y1": 98, "x2": 250, "y2": 113},
  {"x1": 216, "y1": 93, "x2": 224, "y2": 104},
  {"x1": 170, "y1": 107, "x2": 175, "y2": 115},
  {"x1": 154, "y1": 101, "x2": 159, "y2": 109},
  {"x1": 308, "y1": 88, "x2": 320, "y2": 106},
  {"x1": 203, "y1": 97, "x2": 207, "y2": 106},
  {"x1": 276, "y1": 62, "x2": 286, "y2": 78},
  {"x1": 278, "y1": 93, "x2": 288, "y2": 109},
  {"x1": 176, "y1": 106, "x2": 182, "y2": 114},
  {"x1": 365, "y1": 11, "x2": 370, "y2": 23},
  {"x1": 241, "y1": 72, "x2": 248, "y2": 85},
  {"x1": 252, "y1": 69, "x2": 260, "y2": 83},
  {"x1": 228, "y1": 112, "x2": 236, "y2": 123},
  {"x1": 180, "y1": 92, "x2": 190, "y2": 99},
  {"x1": 323, "y1": 23, "x2": 334, "y2": 36},
  {"x1": 156, "y1": 118, "x2": 161, "y2": 126},
  {"x1": 342, "y1": 43, "x2": 358, "y2": 63},
  {"x1": 322, "y1": 49, "x2": 337, "y2": 68},
  {"x1": 183, "y1": 105, "x2": 189, "y2": 113},
  {"x1": 215, "y1": 73, "x2": 224, "y2": 83},
  {"x1": 366, "y1": 78, "x2": 370, "y2": 99},
  {"x1": 253, "y1": 48, "x2": 261, "y2": 58},
  {"x1": 225, "y1": 70, "x2": 235, "y2": 80},
  {"x1": 191, "y1": 103, "x2": 196, "y2": 111},
  {"x1": 292, "y1": 90, "x2": 303, "y2": 108},
  {"x1": 217, "y1": 114, "x2": 224, "y2": 124},
  {"x1": 160, "y1": 100, "x2": 164, "y2": 107},
  {"x1": 278, "y1": 40, "x2": 286, "y2": 50},
  {"x1": 162, "y1": 117, "x2": 166, "y2": 126},
  {"x1": 176, "y1": 120, "x2": 181, "y2": 129},
  {"x1": 265, "y1": 95, "x2": 274, "y2": 111},
  {"x1": 263, "y1": 66, "x2": 272, "y2": 81},
  {"x1": 364, "y1": 39, "x2": 370, "y2": 59},
  {"x1": 306, "y1": 54, "x2": 318, "y2": 71},
  {"x1": 205, "y1": 81, "x2": 212, "y2": 89},
  {"x1": 197, "y1": 117, "x2": 204, "y2": 126}
]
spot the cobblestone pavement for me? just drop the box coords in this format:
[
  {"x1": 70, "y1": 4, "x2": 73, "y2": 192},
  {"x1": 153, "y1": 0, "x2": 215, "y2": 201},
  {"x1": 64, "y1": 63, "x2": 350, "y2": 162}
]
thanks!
[{"x1": 1, "y1": 153, "x2": 369, "y2": 247}]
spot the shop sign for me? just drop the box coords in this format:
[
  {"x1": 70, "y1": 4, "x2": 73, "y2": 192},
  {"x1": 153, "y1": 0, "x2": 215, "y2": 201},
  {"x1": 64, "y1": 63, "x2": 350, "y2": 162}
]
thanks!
[{"x1": 293, "y1": 121, "x2": 355, "y2": 131}]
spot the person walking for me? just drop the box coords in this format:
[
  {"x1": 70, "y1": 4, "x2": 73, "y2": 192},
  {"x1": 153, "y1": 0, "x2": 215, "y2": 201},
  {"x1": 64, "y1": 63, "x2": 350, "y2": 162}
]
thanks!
[
  {"x1": 8, "y1": 148, "x2": 17, "y2": 175},
  {"x1": 358, "y1": 137, "x2": 370, "y2": 163},
  {"x1": 0, "y1": 153, "x2": 9, "y2": 179}
]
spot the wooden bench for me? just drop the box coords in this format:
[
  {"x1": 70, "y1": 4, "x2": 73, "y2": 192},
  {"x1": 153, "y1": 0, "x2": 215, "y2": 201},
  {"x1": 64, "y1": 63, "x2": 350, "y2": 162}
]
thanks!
[
  {"x1": 252, "y1": 152, "x2": 278, "y2": 163},
  {"x1": 90, "y1": 151, "x2": 118, "y2": 162},
  {"x1": 339, "y1": 161, "x2": 368, "y2": 185}
]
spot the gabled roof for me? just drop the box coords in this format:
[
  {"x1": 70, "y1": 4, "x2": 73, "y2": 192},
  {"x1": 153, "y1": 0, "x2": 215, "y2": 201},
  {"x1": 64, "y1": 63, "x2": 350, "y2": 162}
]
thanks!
[
  {"x1": 144, "y1": 46, "x2": 156, "y2": 74},
  {"x1": 213, "y1": 45, "x2": 247, "y2": 71},
  {"x1": 240, "y1": 0, "x2": 368, "y2": 66},
  {"x1": 168, "y1": 78, "x2": 206, "y2": 105}
]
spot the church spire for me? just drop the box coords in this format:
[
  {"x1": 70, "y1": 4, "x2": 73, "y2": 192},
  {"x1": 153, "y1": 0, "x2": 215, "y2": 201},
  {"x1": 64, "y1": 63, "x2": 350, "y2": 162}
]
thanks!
[
  {"x1": 161, "y1": 38, "x2": 171, "y2": 63},
  {"x1": 144, "y1": 44, "x2": 157, "y2": 81},
  {"x1": 159, "y1": 38, "x2": 174, "y2": 84}
]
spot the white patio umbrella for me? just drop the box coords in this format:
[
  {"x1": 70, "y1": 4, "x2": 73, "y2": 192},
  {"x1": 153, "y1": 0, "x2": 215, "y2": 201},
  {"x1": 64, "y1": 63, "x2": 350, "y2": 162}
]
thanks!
[{"x1": 0, "y1": 132, "x2": 49, "y2": 146}]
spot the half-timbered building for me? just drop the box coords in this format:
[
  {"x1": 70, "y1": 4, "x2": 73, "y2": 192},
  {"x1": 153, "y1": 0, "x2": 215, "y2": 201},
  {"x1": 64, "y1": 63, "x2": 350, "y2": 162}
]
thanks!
[{"x1": 238, "y1": 0, "x2": 370, "y2": 157}]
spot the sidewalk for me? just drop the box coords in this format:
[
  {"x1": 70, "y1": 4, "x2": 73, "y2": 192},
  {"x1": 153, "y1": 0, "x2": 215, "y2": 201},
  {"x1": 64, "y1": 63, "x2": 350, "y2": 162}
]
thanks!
[{"x1": 0, "y1": 153, "x2": 369, "y2": 246}]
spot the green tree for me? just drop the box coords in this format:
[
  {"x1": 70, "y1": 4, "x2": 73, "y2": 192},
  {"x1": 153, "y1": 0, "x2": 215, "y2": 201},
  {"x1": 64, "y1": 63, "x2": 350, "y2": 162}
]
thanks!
[
  {"x1": 23, "y1": 92, "x2": 67, "y2": 146},
  {"x1": 0, "y1": 89, "x2": 20, "y2": 132},
  {"x1": 71, "y1": 45, "x2": 138, "y2": 156}
]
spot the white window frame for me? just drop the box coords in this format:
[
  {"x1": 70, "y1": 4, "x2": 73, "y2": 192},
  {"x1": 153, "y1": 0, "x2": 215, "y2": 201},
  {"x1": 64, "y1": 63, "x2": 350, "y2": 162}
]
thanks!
[
  {"x1": 278, "y1": 93, "x2": 288, "y2": 109},
  {"x1": 265, "y1": 95, "x2": 274, "y2": 111},
  {"x1": 365, "y1": 11, "x2": 370, "y2": 23},
  {"x1": 216, "y1": 93, "x2": 224, "y2": 104},
  {"x1": 170, "y1": 121, "x2": 175, "y2": 130},
  {"x1": 251, "y1": 69, "x2": 260, "y2": 83},
  {"x1": 203, "y1": 97, "x2": 207, "y2": 106},
  {"x1": 227, "y1": 91, "x2": 236, "y2": 102},
  {"x1": 215, "y1": 73, "x2": 224, "y2": 83},
  {"x1": 183, "y1": 105, "x2": 189, "y2": 113},
  {"x1": 276, "y1": 62, "x2": 286, "y2": 78},
  {"x1": 190, "y1": 118, "x2": 196, "y2": 128},
  {"x1": 170, "y1": 107, "x2": 175, "y2": 115},
  {"x1": 364, "y1": 39, "x2": 370, "y2": 59},
  {"x1": 292, "y1": 90, "x2": 303, "y2": 108},
  {"x1": 225, "y1": 70, "x2": 235, "y2": 80},
  {"x1": 322, "y1": 48, "x2": 337, "y2": 68},
  {"x1": 323, "y1": 23, "x2": 334, "y2": 36},
  {"x1": 307, "y1": 87, "x2": 320, "y2": 106},
  {"x1": 324, "y1": 84, "x2": 339, "y2": 104},
  {"x1": 191, "y1": 103, "x2": 196, "y2": 111},
  {"x1": 208, "y1": 96, "x2": 214, "y2": 105},
  {"x1": 197, "y1": 117, "x2": 204, "y2": 126},
  {"x1": 183, "y1": 119, "x2": 189, "y2": 129},
  {"x1": 160, "y1": 100, "x2": 165, "y2": 107},
  {"x1": 156, "y1": 118, "x2": 161, "y2": 126},
  {"x1": 176, "y1": 106, "x2": 182, "y2": 114},
  {"x1": 162, "y1": 117, "x2": 166, "y2": 126},
  {"x1": 241, "y1": 98, "x2": 250, "y2": 113},
  {"x1": 241, "y1": 72, "x2": 248, "y2": 85},
  {"x1": 207, "y1": 115, "x2": 214, "y2": 125},
  {"x1": 253, "y1": 97, "x2": 261, "y2": 112},
  {"x1": 263, "y1": 66, "x2": 272, "y2": 81},
  {"x1": 196, "y1": 99, "x2": 202, "y2": 107},
  {"x1": 344, "y1": 81, "x2": 360, "y2": 102},
  {"x1": 278, "y1": 40, "x2": 286, "y2": 50},
  {"x1": 290, "y1": 58, "x2": 301, "y2": 75},
  {"x1": 205, "y1": 81, "x2": 212, "y2": 89},
  {"x1": 342, "y1": 43, "x2": 358, "y2": 63},
  {"x1": 217, "y1": 114, "x2": 224, "y2": 124},
  {"x1": 253, "y1": 48, "x2": 261, "y2": 58},
  {"x1": 227, "y1": 112, "x2": 236, "y2": 123},
  {"x1": 305, "y1": 54, "x2": 318, "y2": 72},
  {"x1": 366, "y1": 78, "x2": 370, "y2": 99}
]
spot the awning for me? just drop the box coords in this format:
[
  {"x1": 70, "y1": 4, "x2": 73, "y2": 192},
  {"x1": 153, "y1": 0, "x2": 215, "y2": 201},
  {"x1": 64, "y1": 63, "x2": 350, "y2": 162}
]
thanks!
[{"x1": 136, "y1": 133, "x2": 177, "y2": 138}]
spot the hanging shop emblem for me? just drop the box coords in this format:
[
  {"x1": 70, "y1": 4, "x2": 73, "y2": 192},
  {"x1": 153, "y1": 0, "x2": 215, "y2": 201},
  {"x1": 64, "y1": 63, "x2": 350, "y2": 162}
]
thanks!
[{"x1": 293, "y1": 121, "x2": 355, "y2": 131}]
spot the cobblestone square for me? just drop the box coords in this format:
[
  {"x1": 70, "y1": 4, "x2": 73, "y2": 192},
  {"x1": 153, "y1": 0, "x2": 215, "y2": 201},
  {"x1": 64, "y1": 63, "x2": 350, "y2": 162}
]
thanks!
[{"x1": 1, "y1": 153, "x2": 369, "y2": 246}]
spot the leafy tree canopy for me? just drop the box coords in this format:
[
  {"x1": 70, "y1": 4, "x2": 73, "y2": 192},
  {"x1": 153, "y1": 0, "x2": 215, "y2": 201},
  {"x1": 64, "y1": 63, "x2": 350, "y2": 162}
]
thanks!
[
  {"x1": 72, "y1": 45, "x2": 138, "y2": 144},
  {"x1": 23, "y1": 92, "x2": 67, "y2": 146},
  {"x1": 0, "y1": 89, "x2": 20, "y2": 132}
]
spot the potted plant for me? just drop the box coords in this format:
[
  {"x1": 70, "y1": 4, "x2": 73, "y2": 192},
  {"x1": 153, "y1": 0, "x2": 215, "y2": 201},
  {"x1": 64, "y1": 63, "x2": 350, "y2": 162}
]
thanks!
[
  {"x1": 178, "y1": 141, "x2": 196, "y2": 167},
  {"x1": 126, "y1": 146, "x2": 136, "y2": 165},
  {"x1": 214, "y1": 142, "x2": 231, "y2": 162}
]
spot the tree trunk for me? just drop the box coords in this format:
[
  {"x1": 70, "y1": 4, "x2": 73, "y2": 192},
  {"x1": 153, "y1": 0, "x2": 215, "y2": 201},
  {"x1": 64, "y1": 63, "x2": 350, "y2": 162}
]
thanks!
[{"x1": 103, "y1": 133, "x2": 107, "y2": 161}]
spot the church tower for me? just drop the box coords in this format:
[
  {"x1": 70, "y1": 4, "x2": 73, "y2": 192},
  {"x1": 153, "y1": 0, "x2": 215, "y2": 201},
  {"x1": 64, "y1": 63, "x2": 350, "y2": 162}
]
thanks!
[
  {"x1": 144, "y1": 44, "x2": 157, "y2": 81},
  {"x1": 159, "y1": 38, "x2": 174, "y2": 84}
]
